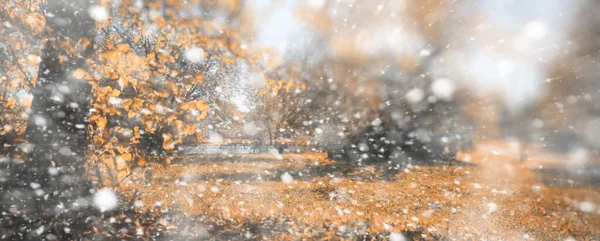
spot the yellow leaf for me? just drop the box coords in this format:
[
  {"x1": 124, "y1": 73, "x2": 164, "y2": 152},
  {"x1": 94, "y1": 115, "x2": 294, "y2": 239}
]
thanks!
[
  {"x1": 195, "y1": 100, "x2": 209, "y2": 111},
  {"x1": 72, "y1": 69, "x2": 88, "y2": 79},
  {"x1": 117, "y1": 44, "x2": 131, "y2": 53},
  {"x1": 6, "y1": 98, "x2": 15, "y2": 109},
  {"x1": 111, "y1": 89, "x2": 121, "y2": 97},
  {"x1": 116, "y1": 145, "x2": 129, "y2": 154},
  {"x1": 97, "y1": 116, "x2": 107, "y2": 129},
  {"x1": 134, "y1": 126, "x2": 140, "y2": 138},
  {"x1": 180, "y1": 101, "x2": 195, "y2": 111},
  {"x1": 195, "y1": 73, "x2": 204, "y2": 82},
  {"x1": 93, "y1": 135, "x2": 105, "y2": 146},
  {"x1": 121, "y1": 153, "x2": 132, "y2": 162},
  {"x1": 132, "y1": 100, "x2": 143, "y2": 110},
  {"x1": 162, "y1": 133, "x2": 175, "y2": 151}
]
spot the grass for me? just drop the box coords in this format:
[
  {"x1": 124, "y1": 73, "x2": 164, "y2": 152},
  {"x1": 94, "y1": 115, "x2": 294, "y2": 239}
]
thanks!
[{"x1": 119, "y1": 143, "x2": 600, "y2": 240}]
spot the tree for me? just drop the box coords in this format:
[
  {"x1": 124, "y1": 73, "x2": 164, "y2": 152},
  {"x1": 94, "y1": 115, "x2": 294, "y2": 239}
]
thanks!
[
  {"x1": 1, "y1": 0, "x2": 97, "y2": 239},
  {"x1": 252, "y1": 73, "x2": 309, "y2": 145},
  {"x1": 538, "y1": 0, "x2": 600, "y2": 152},
  {"x1": 1, "y1": 0, "x2": 258, "y2": 238},
  {"x1": 281, "y1": 0, "x2": 473, "y2": 164},
  {"x1": 85, "y1": 0, "x2": 255, "y2": 184},
  {"x1": 0, "y1": 0, "x2": 43, "y2": 158}
]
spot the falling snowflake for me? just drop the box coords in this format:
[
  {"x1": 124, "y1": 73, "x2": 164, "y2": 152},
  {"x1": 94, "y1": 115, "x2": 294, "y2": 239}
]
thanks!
[
  {"x1": 89, "y1": 5, "x2": 109, "y2": 21},
  {"x1": 281, "y1": 172, "x2": 294, "y2": 183},
  {"x1": 579, "y1": 201, "x2": 596, "y2": 213},
  {"x1": 94, "y1": 188, "x2": 118, "y2": 212},
  {"x1": 431, "y1": 78, "x2": 455, "y2": 101},
  {"x1": 184, "y1": 47, "x2": 205, "y2": 63},
  {"x1": 389, "y1": 232, "x2": 407, "y2": 241},
  {"x1": 405, "y1": 88, "x2": 424, "y2": 103}
]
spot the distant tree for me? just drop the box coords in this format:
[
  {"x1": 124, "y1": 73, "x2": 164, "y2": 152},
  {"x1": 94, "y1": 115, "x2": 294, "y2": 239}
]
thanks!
[
  {"x1": 538, "y1": 0, "x2": 600, "y2": 151},
  {"x1": 251, "y1": 73, "x2": 309, "y2": 145},
  {"x1": 284, "y1": 0, "x2": 474, "y2": 163}
]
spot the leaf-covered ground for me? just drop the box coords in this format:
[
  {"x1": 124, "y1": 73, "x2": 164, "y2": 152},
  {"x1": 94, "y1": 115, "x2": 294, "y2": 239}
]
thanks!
[{"x1": 120, "y1": 142, "x2": 600, "y2": 240}]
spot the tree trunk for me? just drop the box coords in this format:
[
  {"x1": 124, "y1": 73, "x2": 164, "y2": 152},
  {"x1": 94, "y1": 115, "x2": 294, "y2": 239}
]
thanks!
[
  {"x1": 266, "y1": 122, "x2": 273, "y2": 145},
  {"x1": 1, "y1": 0, "x2": 96, "y2": 239}
]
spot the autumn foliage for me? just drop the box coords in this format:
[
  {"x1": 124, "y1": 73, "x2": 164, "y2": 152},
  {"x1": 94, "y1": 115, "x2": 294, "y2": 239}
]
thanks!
[{"x1": 1, "y1": 0, "x2": 258, "y2": 186}]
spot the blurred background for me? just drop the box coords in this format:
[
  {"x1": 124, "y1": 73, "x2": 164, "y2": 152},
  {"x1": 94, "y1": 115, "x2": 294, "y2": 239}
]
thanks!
[{"x1": 248, "y1": 0, "x2": 600, "y2": 158}]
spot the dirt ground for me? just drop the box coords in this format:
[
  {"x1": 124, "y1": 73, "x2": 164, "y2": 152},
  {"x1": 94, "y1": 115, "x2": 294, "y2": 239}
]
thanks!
[{"x1": 120, "y1": 142, "x2": 600, "y2": 240}]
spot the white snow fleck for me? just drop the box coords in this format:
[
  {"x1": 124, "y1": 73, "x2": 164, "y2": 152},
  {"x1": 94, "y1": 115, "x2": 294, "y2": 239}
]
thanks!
[
  {"x1": 487, "y1": 202, "x2": 498, "y2": 213},
  {"x1": 419, "y1": 49, "x2": 432, "y2": 56},
  {"x1": 579, "y1": 201, "x2": 596, "y2": 213},
  {"x1": 57, "y1": 85, "x2": 71, "y2": 94},
  {"x1": 281, "y1": 172, "x2": 294, "y2": 183},
  {"x1": 431, "y1": 78, "x2": 455, "y2": 101},
  {"x1": 315, "y1": 128, "x2": 323, "y2": 134},
  {"x1": 389, "y1": 232, "x2": 407, "y2": 241},
  {"x1": 34, "y1": 115, "x2": 46, "y2": 126},
  {"x1": 89, "y1": 5, "x2": 109, "y2": 21},
  {"x1": 532, "y1": 119, "x2": 544, "y2": 129},
  {"x1": 405, "y1": 88, "x2": 424, "y2": 103},
  {"x1": 371, "y1": 118, "x2": 382, "y2": 126},
  {"x1": 30, "y1": 182, "x2": 41, "y2": 189},
  {"x1": 108, "y1": 97, "x2": 122, "y2": 106},
  {"x1": 94, "y1": 188, "x2": 118, "y2": 212},
  {"x1": 184, "y1": 47, "x2": 205, "y2": 63},
  {"x1": 210, "y1": 187, "x2": 219, "y2": 193},
  {"x1": 243, "y1": 122, "x2": 260, "y2": 136},
  {"x1": 358, "y1": 143, "x2": 369, "y2": 152},
  {"x1": 48, "y1": 167, "x2": 59, "y2": 176},
  {"x1": 34, "y1": 189, "x2": 44, "y2": 196},
  {"x1": 421, "y1": 209, "x2": 434, "y2": 218}
]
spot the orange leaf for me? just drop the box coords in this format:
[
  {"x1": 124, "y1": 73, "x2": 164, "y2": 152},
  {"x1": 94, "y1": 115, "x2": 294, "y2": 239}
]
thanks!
[
  {"x1": 137, "y1": 156, "x2": 146, "y2": 166},
  {"x1": 72, "y1": 68, "x2": 88, "y2": 79},
  {"x1": 121, "y1": 153, "x2": 132, "y2": 162},
  {"x1": 93, "y1": 135, "x2": 105, "y2": 146},
  {"x1": 117, "y1": 44, "x2": 131, "y2": 53},
  {"x1": 195, "y1": 100, "x2": 209, "y2": 111},
  {"x1": 96, "y1": 116, "x2": 107, "y2": 129},
  {"x1": 116, "y1": 145, "x2": 129, "y2": 154}
]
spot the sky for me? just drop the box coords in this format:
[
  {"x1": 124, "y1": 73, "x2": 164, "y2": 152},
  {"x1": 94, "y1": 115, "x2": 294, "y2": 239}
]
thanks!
[{"x1": 251, "y1": 0, "x2": 579, "y2": 111}]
